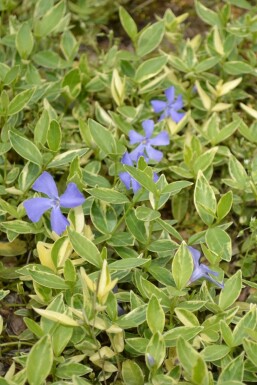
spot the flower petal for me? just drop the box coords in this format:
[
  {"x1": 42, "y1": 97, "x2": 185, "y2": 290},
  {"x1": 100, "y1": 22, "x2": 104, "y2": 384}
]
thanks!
[
  {"x1": 188, "y1": 246, "x2": 201, "y2": 264},
  {"x1": 204, "y1": 273, "x2": 224, "y2": 289},
  {"x1": 50, "y1": 206, "x2": 70, "y2": 235},
  {"x1": 32, "y1": 171, "x2": 59, "y2": 199},
  {"x1": 142, "y1": 119, "x2": 154, "y2": 138},
  {"x1": 119, "y1": 171, "x2": 131, "y2": 190},
  {"x1": 153, "y1": 172, "x2": 159, "y2": 182},
  {"x1": 189, "y1": 266, "x2": 205, "y2": 283},
  {"x1": 172, "y1": 94, "x2": 184, "y2": 110},
  {"x1": 165, "y1": 86, "x2": 175, "y2": 103},
  {"x1": 131, "y1": 177, "x2": 141, "y2": 194},
  {"x1": 23, "y1": 197, "x2": 52, "y2": 222},
  {"x1": 129, "y1": 130, "x2": 144, "y2": 145},
  {"x1": 60, "y1": 183, "x2": 85, "y2": 208},
  {"x1": 130, "y1": 143, "x2": 146, "y2": 162},
  {"x1": 121, "y1": 152, "x2": 133, "y2": 166},
  {"x1": 145, "y1": 145, "x2": 163, "y2": 162},
  {"x1": 149, "y1": 131, "x2": 170, "y2": 146},
  {"x1": 151, "y1": 100, "x2": 167, "y2": 113},
  {"x1": 159, "y1": 111, "x2": 167, "y2": 121},
  {"x1": 200, "y1": 264, "x2": 219, "y2": 276},
  {"x1": 169, "y1": 109, "x2": 185, "y2": 123}
]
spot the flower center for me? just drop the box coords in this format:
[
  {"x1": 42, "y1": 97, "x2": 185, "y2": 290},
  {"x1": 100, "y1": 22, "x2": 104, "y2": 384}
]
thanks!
[{"x1": 51, "y1": 197, "x2": 60, "y2": 208}]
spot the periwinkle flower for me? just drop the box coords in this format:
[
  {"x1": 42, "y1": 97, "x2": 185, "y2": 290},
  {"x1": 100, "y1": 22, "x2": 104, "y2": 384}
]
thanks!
[
  {"x1": 188, "y1": 246, "x2": 224, "y2": 288},
  {"x1": 129, "y1": 119, "x2": 169, "y2": 162},
  {"x1": 23, "y1": 171, "x2": 85, "y2": 235},
  {"x1": 119, "y1": 151, "x2": 158, "y2": 194},
  {"x1": 119, "y1": 152, "x2": 141, "y2": 194},
  {"x1": 151, "y1": 86, "x2": 185, "y2": 122}
]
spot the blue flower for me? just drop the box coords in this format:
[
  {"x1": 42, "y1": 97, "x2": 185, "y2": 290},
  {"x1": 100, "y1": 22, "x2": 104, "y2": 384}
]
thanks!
[
  {"x1": 129, "y1": 119, "x2": 169, "y2": 162},
  {"x1": 119, "y1": 151, "x2": 158, "y2": 194},
  {"x1": 23, "y1": 171, "x2": 85, "y2": 235},
  {"x1": 119, "y1": 152, "x2": 141, "y2": 194},
  {"x1": 188, "y1": 246, "x2": 224, "y2": 288},
  {"x1": 151, "y1": 86, "x2": 185, "y2": 122}
]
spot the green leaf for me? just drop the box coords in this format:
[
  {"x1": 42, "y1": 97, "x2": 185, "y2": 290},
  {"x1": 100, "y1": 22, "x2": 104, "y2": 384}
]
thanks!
[
  {"x1": 193, "y1": 148, "x2": 218, "y2": 174},
  {"x1": 55, "y1": 363, "x2": 92, "y2": 379},
  {"x1": 218, "y1": 353, "x2": 244, "y2": 383},
  {"x1": 47, "y1": 148, "x2": 88, "y2": 168},
  {"x1": 109, "y1": 258, "x2": 149, "y2": 271},
  {"x1": 68, "y1": 228, "x2": 102, "y2": 268},
  {"x1": 228, "y1": 155, "x2": 248, "y2": 188},
  {"x1": 220, "y1": 320, "x2": 234, "y2": 347},
  {"x1": 62, "y1": 68, "x2": 81, "y2": 99},
  {"x1": 176, "y1": 337, "x2": 209, "y2": 384},
  {"x1": 145, "y1": 332, "x2": 166, "y2": 370},
  {"x1": 195, "y1": 57, "x2": 220, "y2": 73},
  {"x1": 125, "y1": 338, "x2": 149, "y2": 355},
  {"x1": 90, "y1": 201, "x2": 116, "y2": 234},
  {"x1": 147, "y1": 295, "x2": 165, "y2": 334},
  {"x1": 117, "y1": 304, "x2": 147, "y2": 328},
  {"x1": 124, "y1": 165, "x2": 157, "y2": 194},
  {"x1": 155, "y1": 218, "x2": 183, "y2": 241},
  {"x1": 107, "y1": 232, "x2": 134, "y2": 247},
  {"x1": 205, "y1": 227, "x2": 232, "y2": 261},
  {"x1": 201, "y1": 344, "x2": 230, "y2": 361},
  {"x1": 164, "y1": 326, "x2": 203, "y2": 347},
  {"x1": 83, "y1": 169, "x2": 111, "y2": 188},
  {"x1": 172, "y1": 189, "x2": 189, "y2": 223},
  {"x1": 27, "y1": 335, "x2": 53, "y2": 385},
  {"x1": 175, "y1": 308, "x2": 199, "y2": 327},
  {"x1": 172, "y1": 241, "x2": 193, "y2": 290},
  {"x1": 24, "y1": 317, "x2": 44, "y2": 339},
  {"x1": 232, "y1": 307, "x2": 257, "y2": 346},
  {"x1": 148, "y1": 239, "x2": 178, "y2": 253},
  {"x1": 0, "y1": 220, "x2": 41, "y2": 234},
  {"x1": 125, "y1": 208, "x2": 147, "y2": 244},
  {"x1": 137, "y1": 21, "x2": 165, "y2": 57},
  {"x1": 52, "y1": 323, "x2": 73, "y2": 357},
  {"x1": 47, "y1": 120, "x2": 62, "y2": 152},
  {"x1": 194, "y1": 171, "x2": 217, "y2": 225},
  {"x1": 16, "y1": 23, "x2": 34, "y2": 58},
  {"x1": 195, "y1": 0, "x2": 220, "y2": 26},
  {"x1": 217, "y1": 191, "x2": 233, "y2": 221},
  {"x1": 34, "y1": 0, "x2": 66, "y2": 37},
  {"x1": 219, "y1": 270, "x2": 242, "y2": 310},
  {"x1": 34, "y1": 109, "x2": 50, "y2": 146},
  {"x1": 135, "y1": 206, "x2": 160, "y2": 221},
  {"x1": 29, "y1": 268, "x2": 69, "y2": 289},
  {"x1": 87, "y1": 187, "x2": 129, "y2": 204},
  {"x1": 64, "y1": 259, "x2": 76, "y2": 283},
  {"x1": 223, "y1": 61, "x2": 253, "y2": 75},
  {"x1": 119, "y1": 7, "x2": 138, "y2": 41},
  {"x1": 61, "y1": 30, "x2": 79, "y2": 61},
  {"x1": 134, "y1": 56, "x2": 168, "y2": 83},
  {"x1": 9, "y1": 131, "x2": 43, "y2": 165},
  {"x1": 161, "y1": 180, "x2": 193, "y2": 195},
  {"x1": 8, "y1": 88, "x2": 34, "y2": 116},
  {"x1": 88, "y1": 118, "x2": 116, "y2": 155},
  {"x1": 19, "y1": 162, "x2": 40, "y2": 192},
  {"x1": 122, "y1": 360, "x2": 144, "y2": 385},
  {"x1": 243, "y1": 339, "x2": 257, "y2": 366},
  {"x1": 34, "y1": 308, "x2": 79, "y2": 327},
  {"x1": 213, "y1": 119, "x2": 240, "y2": 144},
  {"x1": 32, "y1": 50, "x2": 68, "y2": 68}
]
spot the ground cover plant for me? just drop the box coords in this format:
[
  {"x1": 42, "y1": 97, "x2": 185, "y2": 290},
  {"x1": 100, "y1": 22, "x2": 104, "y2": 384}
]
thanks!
[{"x1": 1, "y1": 0, "x2": 257, "y2": 383}]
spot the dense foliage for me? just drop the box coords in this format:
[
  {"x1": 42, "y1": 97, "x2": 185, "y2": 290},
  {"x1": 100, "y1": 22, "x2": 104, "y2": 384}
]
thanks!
[{"x1": 1, "y1": 0, "x2": 257, "y2": 384}]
